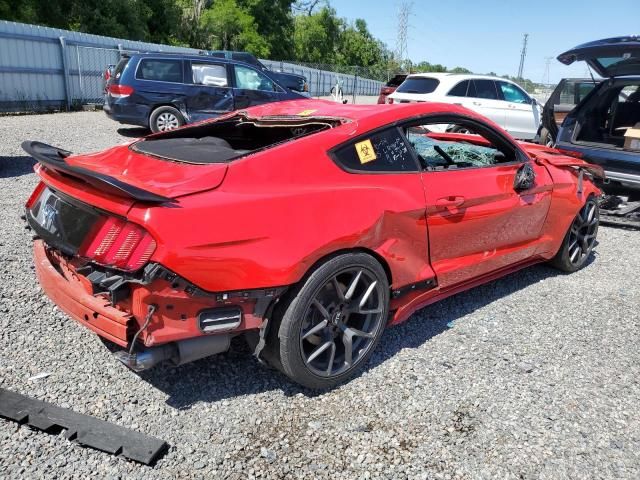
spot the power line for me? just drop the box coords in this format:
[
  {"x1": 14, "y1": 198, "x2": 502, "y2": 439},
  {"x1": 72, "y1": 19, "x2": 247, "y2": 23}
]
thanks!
[
  {"x1": 517, "y1": 33, "x2": 528, "y2": 79},
  {"x1": 395, "y1": 2, "x2": 411, "y2": 66}
]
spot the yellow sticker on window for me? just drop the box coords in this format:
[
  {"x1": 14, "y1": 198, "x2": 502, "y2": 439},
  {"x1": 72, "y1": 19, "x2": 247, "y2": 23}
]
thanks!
[
  {"x1": 297, "y1": 109, "x2": 316, "y2": 116},
  {"x1": 355, "y1": 139, "x2": 376, "y2": 164}
]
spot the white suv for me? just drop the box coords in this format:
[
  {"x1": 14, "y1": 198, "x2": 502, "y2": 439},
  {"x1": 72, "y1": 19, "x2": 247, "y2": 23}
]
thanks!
[{"x1": 388, "y1": 73, "x2": 542, "y2": 140}]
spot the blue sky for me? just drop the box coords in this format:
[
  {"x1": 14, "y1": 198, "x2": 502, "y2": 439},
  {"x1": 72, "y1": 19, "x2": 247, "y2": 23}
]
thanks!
[{"x1": 331, "y1": 0, "x2": 640, "y2": 83}]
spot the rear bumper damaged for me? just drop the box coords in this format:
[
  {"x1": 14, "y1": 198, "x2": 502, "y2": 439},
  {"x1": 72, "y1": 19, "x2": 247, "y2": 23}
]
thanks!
[{"x1": 33, "y1": 240, "x2": 283, "y2": 369}]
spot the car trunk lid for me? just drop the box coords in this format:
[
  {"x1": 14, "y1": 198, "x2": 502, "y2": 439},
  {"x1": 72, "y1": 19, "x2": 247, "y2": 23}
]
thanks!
[
  {"x1": 557, "y1": 36, "x2": 640, "y2": 77},
  {"x1": 23, "y1": 140, "x2": 229, "y2": 202}
]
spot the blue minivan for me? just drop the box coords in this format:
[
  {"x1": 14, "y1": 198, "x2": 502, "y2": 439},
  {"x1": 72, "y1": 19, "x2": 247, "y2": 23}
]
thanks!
[{"x1": 104, "y1": 53, "x2": 307, "y2": 132}]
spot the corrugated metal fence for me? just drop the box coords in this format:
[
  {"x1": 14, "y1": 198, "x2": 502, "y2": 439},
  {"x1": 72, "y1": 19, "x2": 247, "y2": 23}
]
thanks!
[{"x1": 0, "y1": 21, "x2": 383, "y2": 112}]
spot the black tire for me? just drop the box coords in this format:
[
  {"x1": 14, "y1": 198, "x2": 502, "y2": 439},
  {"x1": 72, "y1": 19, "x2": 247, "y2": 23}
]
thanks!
[
  {"x1": 549, "y1": 196, "x2": 599, "y2": 272},
  {"x1": 268, "y1": 253, "x2": 389, "y2": 389},
  {"x1": 149, "y1": 106, "x2": 184, "y2": 133},
  {"x1": 448, "y1": 125, "x2": 473, "y2": 135},
  {"x1": 540, "y1": 127, "x2": 554, "y2": 147}
]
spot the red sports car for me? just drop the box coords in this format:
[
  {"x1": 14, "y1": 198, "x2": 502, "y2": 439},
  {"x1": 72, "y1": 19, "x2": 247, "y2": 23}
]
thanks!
[{"x1": 23, "y1": 100, "x2": 603, "y2": 389}]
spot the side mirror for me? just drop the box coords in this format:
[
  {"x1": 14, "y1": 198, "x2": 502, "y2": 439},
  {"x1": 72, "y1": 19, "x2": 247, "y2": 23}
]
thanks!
[
  {"x1": 531, "y1": 97, "x2": 537, "y2": 106},
  {"x1": 514, "y1": 163, "x2": 536, "y2": 191}
]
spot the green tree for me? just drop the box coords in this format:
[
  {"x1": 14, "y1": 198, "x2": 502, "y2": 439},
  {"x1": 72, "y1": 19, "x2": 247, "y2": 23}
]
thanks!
[
  {"x1": 200, "y1": 0, "x2": 269, "y2": 55},
  {"x1": 238, "y1": 0, "x2": 294, "y2": 59},
  {"x1": 292, "y1": 6, "x2": 341, "y2": 64}
]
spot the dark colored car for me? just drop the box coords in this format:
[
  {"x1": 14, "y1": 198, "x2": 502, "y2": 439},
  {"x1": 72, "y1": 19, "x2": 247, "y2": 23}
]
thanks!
[
  {"x1": 207, "y1": 50, "x2": 309, "y2": 95},
  {"x1": 104, "y1": 53, "x2": 306, "y2": 132},
  {"x1": 537, "y1": 78, "x2": 596, "y2": 146},
  {"x1": 377, "y1": 74, "x2": 407, "y2": 104},
  {"x1": 556, "y1": 36, "x2": 640, "y2": 193}
]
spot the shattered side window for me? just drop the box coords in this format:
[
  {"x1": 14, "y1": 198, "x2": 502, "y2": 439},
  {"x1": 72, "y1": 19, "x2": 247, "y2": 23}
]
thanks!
[
  {"x1": 333, "y1": 128, "x2": 418, "y2": 173},
  {"x1": 404, "y1": 123, "x2": 512, "y2": 170}
]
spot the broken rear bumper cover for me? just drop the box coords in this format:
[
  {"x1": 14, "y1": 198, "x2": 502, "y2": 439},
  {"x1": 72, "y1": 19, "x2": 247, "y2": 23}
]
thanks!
[{"x1": 33, "y1": 240, "x2": 281, "y2": 370}]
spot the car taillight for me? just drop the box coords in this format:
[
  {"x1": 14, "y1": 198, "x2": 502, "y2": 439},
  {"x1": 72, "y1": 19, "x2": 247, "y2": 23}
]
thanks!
[
  {"x1": 79, "y1": 216, "x2": 156, "y2": 271},
  {"x1": 26, "y1": 181, "x2": 46, "y2": 208},
  {"x1": 303, "y1": 82, "x2": 309, "y2": 92},
  {"x1": 107, "y1": 84, "x2": 134, "y2": 98}
]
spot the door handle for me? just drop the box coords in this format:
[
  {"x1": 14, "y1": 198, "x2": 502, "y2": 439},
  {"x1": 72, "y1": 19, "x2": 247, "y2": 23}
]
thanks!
[
  {"x1": 435, "y1": 196, "x2": 465, "y2": 207},
  {"x1": 472, "y1": 101, "x2": 482, "y2": 106}
]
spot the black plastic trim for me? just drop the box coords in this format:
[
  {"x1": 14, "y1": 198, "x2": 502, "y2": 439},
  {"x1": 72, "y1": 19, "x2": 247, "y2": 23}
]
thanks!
[{"x1": 0, "y1": 387, "x2": 168, "y2": 465}]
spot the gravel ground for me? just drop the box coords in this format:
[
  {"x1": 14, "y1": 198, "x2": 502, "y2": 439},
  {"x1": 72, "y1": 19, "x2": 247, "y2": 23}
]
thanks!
[{"x1": 1, "y1": 112, "x2": 639, "y2": 480}]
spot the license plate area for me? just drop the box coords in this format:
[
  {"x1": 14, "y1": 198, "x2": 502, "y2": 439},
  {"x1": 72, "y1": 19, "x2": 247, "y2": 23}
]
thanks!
[{"x1": 27, "y1": 187, "x2": 103, "y2": 255}]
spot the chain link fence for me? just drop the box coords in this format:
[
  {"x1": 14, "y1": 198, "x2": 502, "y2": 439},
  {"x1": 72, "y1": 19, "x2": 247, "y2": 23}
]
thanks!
[
  {"x1": 62, "y1": 48, "x2": 556, "y2": 109},
  {"x1": 65, "y1": 46, "x2": 120, "y2": 106}
]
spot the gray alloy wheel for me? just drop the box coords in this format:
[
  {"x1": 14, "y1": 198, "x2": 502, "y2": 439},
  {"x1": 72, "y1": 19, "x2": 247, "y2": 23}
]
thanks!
[
  {"x1": 149, "y1": 106, "x2": 184, "y2": 133},
  {"x1": 269, "y1": 253, "x2": 389, "y2": 389},
  {"x1": 550, "y1": 197, "x2": 599, "y2": 272},
  {"x1": 299, "y1": 267, "x2": 385, "y2": 377}
]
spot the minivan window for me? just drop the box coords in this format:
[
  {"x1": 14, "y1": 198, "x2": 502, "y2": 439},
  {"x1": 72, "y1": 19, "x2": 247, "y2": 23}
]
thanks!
[
  {"x1": 113, "y1": 57, "x2": 129, "y2": 81},
  {"x1": 136, "y1": 59, "x2": 183, "y2": 83},
  {"x1": 192, "y1": 63, "x2": 228, "y2": 87},
  {"x1": 498, "y1": 81, "x2": 530, "y2": 104},
  {"x1": 473, "y1": 80, "x2": 498, "y2": 100},
  {"x1": 396, "y1": 77, "x2": 440, "y2": 94},
  {"x1": 234, "y1": 65, "x2": 275, "y2": 91}
]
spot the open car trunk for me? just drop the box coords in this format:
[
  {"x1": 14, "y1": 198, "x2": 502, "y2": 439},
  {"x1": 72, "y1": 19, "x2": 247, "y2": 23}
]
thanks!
[{"x1": 574, "y1": 80, "x2": 640, "y2": 148}]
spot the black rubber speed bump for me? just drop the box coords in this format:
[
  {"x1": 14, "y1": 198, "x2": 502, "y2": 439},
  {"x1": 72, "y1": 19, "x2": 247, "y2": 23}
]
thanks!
[{"x1": 0, "y1": 388, "x2": 168, "y2": 465}]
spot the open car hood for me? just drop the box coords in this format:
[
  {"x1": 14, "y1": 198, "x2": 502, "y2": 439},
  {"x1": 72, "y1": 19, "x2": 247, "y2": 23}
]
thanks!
[{"x1": 557, "y1": 36, "x2": 640, "y2": 77}]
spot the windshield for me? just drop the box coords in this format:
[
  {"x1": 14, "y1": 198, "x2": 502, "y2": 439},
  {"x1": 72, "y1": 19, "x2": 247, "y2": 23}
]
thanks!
[{"x1": 396, "y1": 77, "x2": 439, "y2": 94}]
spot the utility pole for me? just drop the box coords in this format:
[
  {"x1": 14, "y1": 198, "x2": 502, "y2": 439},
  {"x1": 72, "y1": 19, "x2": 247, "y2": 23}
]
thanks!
[
  {"x1": 517, "y1": 33, "x2": 529, "y2": 79},
  {"x1": 396, "y1": 2, "x2": 411, "y2": 69},
  {"x1": 542, "y1": 56, "x2": 552, "y2": 85}
]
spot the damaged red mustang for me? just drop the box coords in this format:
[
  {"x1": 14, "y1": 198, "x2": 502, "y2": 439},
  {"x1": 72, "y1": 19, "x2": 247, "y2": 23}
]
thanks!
[{"x1": 23, "y1": 100, "x2": 603, "y2": 389}]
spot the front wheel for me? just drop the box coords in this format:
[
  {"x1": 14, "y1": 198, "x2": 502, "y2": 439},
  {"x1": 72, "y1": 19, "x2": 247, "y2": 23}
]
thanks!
[
  {"x1": 549, "y1": 197, "x2": 599, "y2": 272},
  {"x1": 270, "y1": 253, "x2": 389, "y2": 389}
]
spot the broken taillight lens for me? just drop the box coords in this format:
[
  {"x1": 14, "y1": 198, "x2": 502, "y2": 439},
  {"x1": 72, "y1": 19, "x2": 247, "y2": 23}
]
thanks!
[
  {"x1": 79, "y1": 216, "x2": 156, "y2": 271},
  {"x1": 25, "y1": 181, "x2": 46, "y2": 208}
]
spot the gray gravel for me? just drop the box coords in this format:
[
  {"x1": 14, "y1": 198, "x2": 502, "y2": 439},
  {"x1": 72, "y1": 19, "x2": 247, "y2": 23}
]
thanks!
[{"x1": 1, "y1": 112, "x2": 639, "y2": 479}]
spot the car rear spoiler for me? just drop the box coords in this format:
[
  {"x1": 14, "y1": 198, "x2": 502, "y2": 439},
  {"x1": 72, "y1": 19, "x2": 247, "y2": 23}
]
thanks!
[{"x1": 22, "y1": 141, "x2": 174, "y2": 204}]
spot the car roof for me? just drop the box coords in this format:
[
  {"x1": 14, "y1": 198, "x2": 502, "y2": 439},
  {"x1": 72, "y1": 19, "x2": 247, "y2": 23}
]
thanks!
[
  {"x1": 237, "y1": 98, "x2": 497, "y2": 134},
  {"x1": 405, "y1": 72, "x2": 515, "y2": 82},
  {"x1": 131, "y1": 52, "x2": 244, "y2": 66}
]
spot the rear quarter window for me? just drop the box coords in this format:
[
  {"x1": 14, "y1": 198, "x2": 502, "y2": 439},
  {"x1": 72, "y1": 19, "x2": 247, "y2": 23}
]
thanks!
[
  {"x1": 136, "y1": 59, "x2": 183, "y2": 83},
  {"x1": 396, "y1": 77, "x2": 440, "y2": 94},
  {"x1": 333, "y1": 128, "x2": 418, "y2": 173}
]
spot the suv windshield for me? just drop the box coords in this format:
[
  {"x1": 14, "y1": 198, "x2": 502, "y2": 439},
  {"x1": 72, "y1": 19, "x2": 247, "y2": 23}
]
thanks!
[{"x1": 396, "y1": 77, "x2": 439, "y2": 94}]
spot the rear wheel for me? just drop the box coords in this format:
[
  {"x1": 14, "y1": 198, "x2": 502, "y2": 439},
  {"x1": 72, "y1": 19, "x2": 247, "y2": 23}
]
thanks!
[
  {"x1": 269, "y1": 253, "x2": 389, "y2": 389},
  {"x1": 550, "y1": 197, "x2": 599, "y2": 272},
  {"x1": 149, "y1": 106, "x2": 184, "y2": 133}
]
